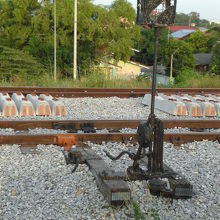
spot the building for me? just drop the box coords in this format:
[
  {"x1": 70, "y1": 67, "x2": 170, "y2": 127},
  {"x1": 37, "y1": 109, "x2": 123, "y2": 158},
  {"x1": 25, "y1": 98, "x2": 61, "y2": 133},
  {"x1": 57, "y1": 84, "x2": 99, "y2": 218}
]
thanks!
[
  {"x1": 198, "y1": 27, "x2": 208, "y2": 33},
  {"x1": 170, "y1": 29, "x2": 196, "y2": 40},
  {"x1": 169, "y1": 25, "x2": 196, "y2": 33},
  {"x1": 99, "y1": 61, "x2": 173, "y2": 85},
  {"x1": 99, "y1": 60, "x2": 150, "y2": 79},
  {"x1": 141, "y1": 65, "x2": 174, "y2": 85},
  {"x1": 193, "y1": 53, "x2": 213, "y2": 72}
]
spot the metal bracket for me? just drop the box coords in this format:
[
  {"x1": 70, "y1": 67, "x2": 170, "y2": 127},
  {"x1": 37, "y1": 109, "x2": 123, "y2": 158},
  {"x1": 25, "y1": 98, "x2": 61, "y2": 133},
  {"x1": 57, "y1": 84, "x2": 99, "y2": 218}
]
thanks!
[{"x1": 80, "y1": 123, "x2": 96, "y2": 133}]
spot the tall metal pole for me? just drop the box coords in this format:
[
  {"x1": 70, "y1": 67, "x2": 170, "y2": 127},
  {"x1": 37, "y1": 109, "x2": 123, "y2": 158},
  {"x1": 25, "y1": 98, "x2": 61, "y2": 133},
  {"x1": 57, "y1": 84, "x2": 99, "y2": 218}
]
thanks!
[
  {"x1": 73, "y1": 0, "x2": 77, "y2": 80},
  {"x1": 54, "y1": 0, "x2": 57, "y2": 81},
  {"x1": 148, "y1": 26, "x2": 160, "y2": 171},
  {"x1": 150, "y1": 26, "x2": 160, "y2": 117}
]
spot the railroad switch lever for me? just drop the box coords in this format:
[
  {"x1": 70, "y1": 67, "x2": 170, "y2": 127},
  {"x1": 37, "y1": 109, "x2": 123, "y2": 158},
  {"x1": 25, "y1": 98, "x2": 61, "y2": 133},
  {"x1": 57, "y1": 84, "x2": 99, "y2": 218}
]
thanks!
[
  {"x1": 104, "y1": 116, "x2": 162, "y2": 176},
  {"x1": 104, "y1": 115, "x2": 193, "y2": 199}
]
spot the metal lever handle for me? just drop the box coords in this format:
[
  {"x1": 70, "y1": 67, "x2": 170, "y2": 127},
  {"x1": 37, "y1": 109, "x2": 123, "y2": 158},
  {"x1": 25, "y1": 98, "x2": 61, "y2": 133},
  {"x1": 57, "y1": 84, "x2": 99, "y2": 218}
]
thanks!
[{"x1": 103, "y1": 150, "x2": 135, "y2": 161}]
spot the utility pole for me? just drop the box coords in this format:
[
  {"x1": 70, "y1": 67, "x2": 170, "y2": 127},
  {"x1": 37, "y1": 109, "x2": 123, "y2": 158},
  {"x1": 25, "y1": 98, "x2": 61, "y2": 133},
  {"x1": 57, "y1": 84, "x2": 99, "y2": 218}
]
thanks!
[
  {"x1": 169, "y1": 48, "x2": 178, "y2": 84},
  {"x1": 169, "y1": 54, "x2": 173, "y2": 84},
  {"x1": 54, "y1": 0, "x2": 57, "y2": 81},
  {"x1": 73, "y1": 0, "x2": 77, "y2": 80}
]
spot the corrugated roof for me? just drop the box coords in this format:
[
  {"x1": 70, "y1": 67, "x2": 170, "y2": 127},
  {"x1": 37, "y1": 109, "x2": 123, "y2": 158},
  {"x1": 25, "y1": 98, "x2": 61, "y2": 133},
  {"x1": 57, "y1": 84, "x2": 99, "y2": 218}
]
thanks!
[
  {"x1": 193, "y1": 53, "x2": 213, "y2": 65},
  {"x1": 169, "y1": 25, "x2": 196, "y2": 32},
  {"x1": 171, "y1": 29, "x2": 195, "y2": 39},
  {"x1": 198, "y1": 27, "x2": 208, "y2": 32}
]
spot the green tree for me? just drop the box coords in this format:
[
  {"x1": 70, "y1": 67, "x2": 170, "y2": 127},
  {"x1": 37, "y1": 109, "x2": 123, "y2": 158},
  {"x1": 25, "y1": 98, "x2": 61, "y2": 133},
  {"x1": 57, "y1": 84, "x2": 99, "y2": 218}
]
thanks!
[
  {"x1": 188, "y1": 12, "x2": 200, "y2": 26},
  {"x1": 211, "y1": 42, "x2": 220, "y2": 75},
  {"x1": 0, "y1": 45, "x2": 46, "y2": 82},
  {"x1": 175, "y1": 13, "x2": 190, "y2": 26},
  {"x1": 186, "y1": 31, "x2": 209, "y2": 53},
  {"x1": 29, "y1": 0, "x2": 140, "y2": 75},
  {"x1": 0, "y1": 0, "x2": 140, "y2": 77},
  {"x1": 207, "y1": 25, "x2": 220, "y2": 50},
  {"x1": 175, "y1": 12, "x2": 210, "y2": 28},
  {"x1": 132, "y1": 27, "x2": 168, "y2": 65},
  {"x1": 199, "y1": 19, "x2": 210, "y2": 28},
  {"x1": 108, "y1": 0, "x2": 140, "y2": 62},
  {"x1": 0, "y1": 0, "x2": 40, "y2": 48},
  {"x1": 164, "y1": 39, "x2": 195, "y2": 76}
]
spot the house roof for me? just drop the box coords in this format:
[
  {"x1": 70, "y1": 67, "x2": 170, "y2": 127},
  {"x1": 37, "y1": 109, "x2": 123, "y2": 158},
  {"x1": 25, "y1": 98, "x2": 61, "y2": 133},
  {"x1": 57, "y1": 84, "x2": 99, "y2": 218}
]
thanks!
[
  {"x1": 128, "y1": 61, "x2": 150, "y2": 69},
  {"x1": 169, "y1": 25, "x2": 196, "y2": 32},
  {"x1": 100, "y1": 60, "x2": 150, "y2": 69},
  {"x1": 193, "y1": 53, "x2": 213, "y2": 66},
  {"x1": 171, "y1": 29, "x2": 195, "y2": 39},
  {"x1": 198, "y1": 27, "x2": 209, "y2": 32}
]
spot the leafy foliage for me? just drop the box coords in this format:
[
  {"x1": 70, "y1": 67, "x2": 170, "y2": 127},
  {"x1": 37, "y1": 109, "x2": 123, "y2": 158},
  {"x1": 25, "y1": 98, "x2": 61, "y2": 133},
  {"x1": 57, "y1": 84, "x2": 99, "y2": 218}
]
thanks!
[
  {"x1": 175, "y1": 12, "x2": 210, "y2": 28},
  {"x1": 0, "y1": 0, "x2": 40, "y2": 48},
  {"x1": 132, "y1": 200, "x2": 160, "y2": 220},
  {"x1": 207, "y1": 25, "x2": 220, "y2": 53},
  {"x1": 175, "y1": 69, "x2": 220, "y2": 88},
  {"x1": 211, "y1": 42, "x2": 220, "y2": 75},
  {"x1": 0, "y1": 45, "x2": 46, "y2": 82},
  {"x1": 164, "y1": 39, "x2": 195, "y2": 76},
  {"x1": 0, "y1": 0, "x2": 219, "y2": 84},
  {"x1": 175, "y1": 68, "x2": 200, "y2": 85},
  {"x1": 0, "y1": 0, "x2": 140, "y2": 77},
  {"x1": 132, "y1": 27, "x2": 168, "y2": 65},
  {"x1": 186, "y1": 31, "x2": 209, "y2": 53},
  {"x1": 150, "y1": 208, "x2": 160, "y2": 220},
  {"x1": 132, "y1": 200, "x2": 145, "y2": 220}
]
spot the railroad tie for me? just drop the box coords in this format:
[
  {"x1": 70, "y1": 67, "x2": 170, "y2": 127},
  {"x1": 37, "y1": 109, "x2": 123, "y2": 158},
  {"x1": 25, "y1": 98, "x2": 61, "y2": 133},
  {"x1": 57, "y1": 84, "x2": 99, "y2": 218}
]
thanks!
[
  {"x1": 0, "y1": 95, "x2": 18, "y2": 117},
  {"x1": 40, "y1": 94, "x2": 66, "y2": 116},
  {"x1": 27, "y1": 94, "x2": 51, "y2": 116},
  {"x1": 142, "y1": 93, "x2": 188, "y2": 116},
  {"x1": 12, "y1": 92, "x2": 35, "y2": 116}
]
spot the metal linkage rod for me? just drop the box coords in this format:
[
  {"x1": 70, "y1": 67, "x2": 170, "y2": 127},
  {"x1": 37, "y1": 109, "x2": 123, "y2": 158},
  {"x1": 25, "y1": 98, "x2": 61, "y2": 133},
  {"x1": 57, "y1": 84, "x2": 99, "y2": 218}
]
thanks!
[{"x1": 150, "y1": 26, "x2": 160, "y2": 117}]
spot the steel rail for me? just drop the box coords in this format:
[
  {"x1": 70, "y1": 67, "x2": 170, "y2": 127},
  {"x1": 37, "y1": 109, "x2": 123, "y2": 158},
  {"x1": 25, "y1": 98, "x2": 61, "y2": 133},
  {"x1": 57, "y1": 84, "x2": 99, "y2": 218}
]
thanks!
[
  {"x1": 0, "y1": 87, "x2": 219, "y2": 98},
  {"x1": 0, "y1": 119, "x2": 219, "y2": 130},
  {"x1": 0, "y1": 132, "x2": 219, "y2": 149}
]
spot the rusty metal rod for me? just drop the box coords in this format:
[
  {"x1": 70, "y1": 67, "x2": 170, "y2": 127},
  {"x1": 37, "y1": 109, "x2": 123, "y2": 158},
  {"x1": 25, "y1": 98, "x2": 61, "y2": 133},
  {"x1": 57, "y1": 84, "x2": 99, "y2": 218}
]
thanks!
[
  {"x1": 0, "y1": 119, "x2": 219, "y2": 130},
  {"x1": 0, "y1": 132, "x2": 219, "y2": 149},
  {"x1": 0, "y1": 87, "x2": 219, "y2": 98}
]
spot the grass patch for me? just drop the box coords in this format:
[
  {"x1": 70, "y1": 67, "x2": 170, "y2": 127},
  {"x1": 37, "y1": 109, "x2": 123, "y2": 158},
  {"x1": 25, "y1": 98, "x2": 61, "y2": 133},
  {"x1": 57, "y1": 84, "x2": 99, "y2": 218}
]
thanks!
[
  {"x1": 174, "y1": 69, "x2": 220, "y2": 88},
  {"x1": 175, "y1": 75, "x2": 220, "y2": 88},
  {"x1": 132, "y1": 200, "x2": 160, "y2": 220},
  {"x1": 0, "y1": 69, "x2": 219, "y2": 88},
  {"x1": 0, "y1": 72, "x2": 153, "y2": 88}
]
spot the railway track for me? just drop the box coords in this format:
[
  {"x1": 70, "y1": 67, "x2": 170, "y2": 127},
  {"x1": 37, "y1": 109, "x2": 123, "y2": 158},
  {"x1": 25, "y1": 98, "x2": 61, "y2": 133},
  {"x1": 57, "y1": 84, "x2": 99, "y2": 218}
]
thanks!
[
  {"x1": 0, "y1": 132, "x2": 219, "y2": 150},
  {"x1": 0, "y1": 88, "x2": 219, "y2": 213},
  {"x1": 1, "y1": 87, "x2": 220, "y2": 98},
  {"x1": 0, "y1": 119, "x2": 219, "y2": 130},
  {"x1": 0, "y1": 87, "x2": 219, "y2": 147},
  {"x1": 0, "y1": 119, "x2": 219, "y2": 148}
]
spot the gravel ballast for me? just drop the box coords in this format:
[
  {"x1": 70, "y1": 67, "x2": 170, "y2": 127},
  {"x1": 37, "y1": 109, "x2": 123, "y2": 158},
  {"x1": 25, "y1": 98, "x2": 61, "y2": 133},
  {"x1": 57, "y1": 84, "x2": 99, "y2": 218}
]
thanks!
[
  {"x1": 0, "y1": 97, "x2": 219, "y2": 120},
  {"x1": 0, "y1": 141, "x2": 219, "y2": 219},
  {"x1": 0, "y1": 96, "x2": 219, "y2": 219}
]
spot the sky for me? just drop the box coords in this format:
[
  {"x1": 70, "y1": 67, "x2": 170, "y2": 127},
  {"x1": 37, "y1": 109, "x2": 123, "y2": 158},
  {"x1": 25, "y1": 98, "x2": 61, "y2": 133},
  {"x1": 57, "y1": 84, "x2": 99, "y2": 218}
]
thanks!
[{"x1": 93, "y1": 0, "x2": 220, "y2": 23}]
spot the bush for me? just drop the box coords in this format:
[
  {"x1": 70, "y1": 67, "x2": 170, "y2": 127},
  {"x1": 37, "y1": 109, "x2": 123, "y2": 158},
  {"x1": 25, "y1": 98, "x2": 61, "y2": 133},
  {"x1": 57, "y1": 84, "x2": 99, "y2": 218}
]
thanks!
[
  {"x1": 175, "y1": 69, "x2": 220, "y2": 88},
  {"x1": 175, "y1": 69, "x2": 200, "y2": 85},
  {"x1": 0, "y1": 45, "x2": 47, "y2": 83},
  {"x1": 80, "y1": 71, "x2": 107, "y2": 87}
]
